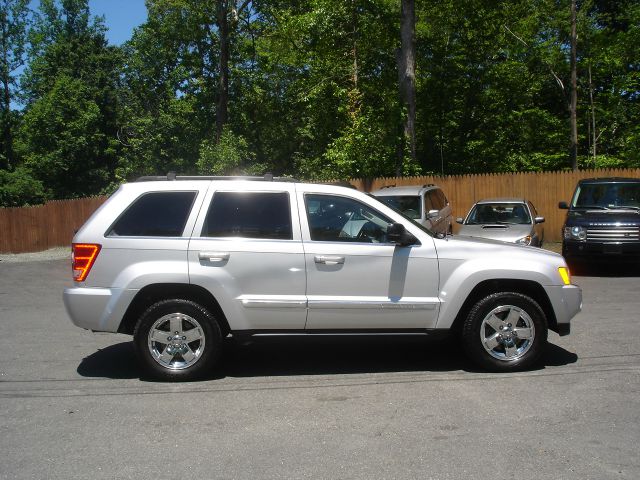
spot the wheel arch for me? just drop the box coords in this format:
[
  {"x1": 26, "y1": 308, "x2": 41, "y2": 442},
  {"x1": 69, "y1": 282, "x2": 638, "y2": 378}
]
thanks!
[
  {"x1": 449, "y1": 279, "x2": 558, "y2": 335},
  {"x1": 118, "y1": 283, "x2": 230, "y2": 336}
]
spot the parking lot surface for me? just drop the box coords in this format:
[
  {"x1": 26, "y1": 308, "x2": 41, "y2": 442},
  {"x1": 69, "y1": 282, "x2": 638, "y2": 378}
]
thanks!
[{"x1": 1, "y1": 257, "x2": 639, "y2": 479}]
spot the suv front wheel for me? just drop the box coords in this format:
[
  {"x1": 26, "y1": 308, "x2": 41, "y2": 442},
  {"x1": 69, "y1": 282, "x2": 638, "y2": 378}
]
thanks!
[
  {"x1": 462, "y1": 292, "x2": 547, "y2": 371},
  {"x1": 133, "y1": 299, "x2": 222, "y2": 381}
]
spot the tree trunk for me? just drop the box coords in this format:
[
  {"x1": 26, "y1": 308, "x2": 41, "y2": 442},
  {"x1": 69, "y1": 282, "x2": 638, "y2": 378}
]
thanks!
[
  {"x1": 1, "y1": 76, "x2": 13, "y2": 171},
  {"x1": 569, "y1": 0, "x2": 578, "y2": 171},
  {"x1": 588, "y1": 62, "x2": 596, "y2": 165},
  {"x1": 397, "y1": 0, "x2": 416, "y2": 176},
  {"x1": 352, "y1": 0, "x2": 358, "y2": 93},
  {"x1": 1, "y1": 13, "x2": 14, "y2": 170},
  {"x1": 216, "y1": 0, "x2": 230, "y2": 142}
]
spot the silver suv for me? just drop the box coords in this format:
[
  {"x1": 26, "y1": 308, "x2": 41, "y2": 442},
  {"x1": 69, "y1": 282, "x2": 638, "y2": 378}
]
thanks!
[
  {"x1": 64, "y1": 176, "x2": 581, "y2": 380},
  {"x1": 371, "y1": 184, "x2": 453, "y2": 235}
]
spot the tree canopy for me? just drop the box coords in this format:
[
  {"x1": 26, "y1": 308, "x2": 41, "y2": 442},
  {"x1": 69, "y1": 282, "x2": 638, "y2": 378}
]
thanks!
[{"x1": 1, "y1": 0, "x2": 638, "y2": 206}]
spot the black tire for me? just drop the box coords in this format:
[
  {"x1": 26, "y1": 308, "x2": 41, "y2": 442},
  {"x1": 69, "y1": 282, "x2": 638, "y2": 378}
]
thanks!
[
  {"x1": 461, "y1": 292, "x2": 547, "y2": 372},
  {"x1": 133, "y1": 299, "x2": 222, "y2": 381}
]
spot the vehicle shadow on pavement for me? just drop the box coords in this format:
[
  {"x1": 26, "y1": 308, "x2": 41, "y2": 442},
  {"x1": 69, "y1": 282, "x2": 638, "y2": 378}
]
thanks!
[
  {"x1": 76, "y1": 342, "x2": 141, "y2": 379},
  {"x1": 76, "y1": 336, "x2": 578, "y2": 381},
  {"x1": 543, "y1": 342, "x2": 578, "y2": 367}
]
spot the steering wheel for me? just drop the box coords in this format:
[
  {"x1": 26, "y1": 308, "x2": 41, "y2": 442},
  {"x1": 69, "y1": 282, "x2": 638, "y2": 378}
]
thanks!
[{"x1": 357, "y1": 222, "x2": 382, "y2": 243}]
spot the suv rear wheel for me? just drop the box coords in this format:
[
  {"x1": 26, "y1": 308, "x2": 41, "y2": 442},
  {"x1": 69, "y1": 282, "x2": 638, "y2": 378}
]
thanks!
[
  {"x1": 462, "y1": 292, "x2": 547, "y2": 371},
  {"x1": 133, "y1": 299, "x2": 222, "y2": 381}
]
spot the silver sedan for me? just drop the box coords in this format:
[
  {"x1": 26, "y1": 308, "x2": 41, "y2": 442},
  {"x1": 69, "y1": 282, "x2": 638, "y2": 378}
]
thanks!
[{"x1": 456, "y1": 198, "x2": 545, "y2": 247}]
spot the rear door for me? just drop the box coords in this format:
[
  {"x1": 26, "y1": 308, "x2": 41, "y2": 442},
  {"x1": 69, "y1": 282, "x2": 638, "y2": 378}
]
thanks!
[{"x1": 188, "y1": 182, "x2": 307, "y2": 331}]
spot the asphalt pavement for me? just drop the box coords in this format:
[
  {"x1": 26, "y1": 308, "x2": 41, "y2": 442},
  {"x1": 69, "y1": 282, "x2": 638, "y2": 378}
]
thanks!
[{"x1": 0, "y1": 257, "x2": 639, "y2": 479}]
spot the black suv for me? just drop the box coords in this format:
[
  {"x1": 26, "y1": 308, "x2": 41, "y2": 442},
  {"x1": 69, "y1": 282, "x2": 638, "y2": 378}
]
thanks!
[{"x1": 559, "y1": 177, "x2": 640, "y2": 265}]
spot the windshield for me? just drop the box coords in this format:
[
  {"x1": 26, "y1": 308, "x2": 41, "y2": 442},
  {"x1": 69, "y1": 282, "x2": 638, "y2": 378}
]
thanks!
[
  {"x1": 572, "y1": 182, "x2": 640, "y2": 209},
  {"x1": 376, "y1": 195, "x2": 421, "y2": 219},
  {"x1": 466, "y1": 203, "x2": 531, "y2": 225}
]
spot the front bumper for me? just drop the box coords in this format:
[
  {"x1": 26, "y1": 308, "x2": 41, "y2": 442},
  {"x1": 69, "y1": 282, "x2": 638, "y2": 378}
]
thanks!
[
  {"x1": 563, "y1": 240, "x2": 640, "y2": 259},
  {"x1": 63, "y1": 287, "x2": 138, "y2": 333},
  {"x1": 543, "y1": 284, "x2": 582, "y2": 336}
]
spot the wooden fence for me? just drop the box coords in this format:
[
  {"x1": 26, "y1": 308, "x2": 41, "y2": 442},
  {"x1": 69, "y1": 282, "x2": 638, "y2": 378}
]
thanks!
[
  {"x1": 1, "y1": 168, "x2": 639, "y2": 253},
  {"x1": 0, "y1": 196, "x2": 107, "y2": 253}
]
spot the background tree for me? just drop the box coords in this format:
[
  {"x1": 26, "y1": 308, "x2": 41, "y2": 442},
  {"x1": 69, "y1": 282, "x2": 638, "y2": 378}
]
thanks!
[
  {"x1": 0, "y1": 0, "x2": 29, "y2": 170},
  {"x1": 17, "y1": 0, "x2": 122, "y2": 199},
  {"x1": 2, "y1": 0, "x2": 639, "y2": 207}
]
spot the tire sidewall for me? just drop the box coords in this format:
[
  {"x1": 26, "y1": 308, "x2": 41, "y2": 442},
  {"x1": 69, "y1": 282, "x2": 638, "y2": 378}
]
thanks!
[
  {"x1": 463, "y1": 292, "x2": 548, "y2": 372},
  {"x1": 133, "y1": 299, "x2": 222, "y2": 381}
]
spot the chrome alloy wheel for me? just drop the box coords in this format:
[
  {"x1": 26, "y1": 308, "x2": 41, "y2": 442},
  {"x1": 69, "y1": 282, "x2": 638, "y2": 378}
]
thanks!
[
  {"x1": 480, "y1": 305, "x2": 535, "y2": 361},
  {"x1": 147, "y1": 313, "x2": 206, "y2": 370}
]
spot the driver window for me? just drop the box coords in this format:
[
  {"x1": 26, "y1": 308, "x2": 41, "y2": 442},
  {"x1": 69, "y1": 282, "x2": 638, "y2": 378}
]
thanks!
[{"x1": 305, "y1": 194, "x2": 392, "y2": 243}]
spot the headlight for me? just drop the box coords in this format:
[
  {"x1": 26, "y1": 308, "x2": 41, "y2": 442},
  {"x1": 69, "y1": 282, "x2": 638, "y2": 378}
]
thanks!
[
  {"x1": 564, "y1": 226, "x2": 586, "y2": 241},
  {"x1": 515, "y1": 235, "x2": 532, "y2": 245}
]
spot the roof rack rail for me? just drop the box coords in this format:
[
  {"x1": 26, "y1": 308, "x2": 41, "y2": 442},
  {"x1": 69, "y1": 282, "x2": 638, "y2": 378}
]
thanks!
[
  {"x1": 380, "y1": 184, "x2": 396, "y2": 189},
  {"x1": 321, "y1": 180, "x2": 357, "y2": 189},
  {"x1": 135, "y1": 173, "x2": 298, "y2": 183}
]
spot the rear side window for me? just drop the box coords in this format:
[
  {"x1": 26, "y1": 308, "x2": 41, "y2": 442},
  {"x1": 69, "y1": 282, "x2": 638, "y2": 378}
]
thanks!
[
  {"x1": 108, "y1": 191, "x2": 196, "y2": 237},
  {"x1": 203, "y1": 192, "x2": 292, "y2": 239}
]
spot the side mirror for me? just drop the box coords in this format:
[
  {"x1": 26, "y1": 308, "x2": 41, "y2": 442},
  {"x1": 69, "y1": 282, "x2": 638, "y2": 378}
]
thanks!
[
  {"x1": 558, "y1": 201, "x2": 569, "y2": 209},
  {"x1": 427, "y1": 209, "x2": 439, "y2": 219},
  {"x1": 387, "y1": 223, "x2": 417, "y2": 246},
  {"x1": 456, "y1": 217, "x2": 464, "y2": 224},
  {"x1": 534, "y1": 216, "x2": 545, "y2": 224}
]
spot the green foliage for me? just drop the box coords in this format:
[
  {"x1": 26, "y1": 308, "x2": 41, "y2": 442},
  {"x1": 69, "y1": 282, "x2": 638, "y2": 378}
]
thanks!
[
  {"x1": 0, "y1": 166, "x2": 45, "y2": 207},
  {"x1": 15, "y1": 0, "x2": 121, "y2": 199},
  {"x1": 19, "y1": 74, "x2": 116, "y2": 198},
  {"x1": 197, "y1": 128, "x2": 260, "y2": 175},
  {"x1": 2, "y1": 0, "x2": 639, "y2": 207},
  {"x1": 319, "y1": 90, "x2": 417, "y2": 180}
]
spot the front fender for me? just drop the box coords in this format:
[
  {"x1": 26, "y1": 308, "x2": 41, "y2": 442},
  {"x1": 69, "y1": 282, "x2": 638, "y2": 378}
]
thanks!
[{"x1": 435, "y1": 256, "x2": 560, "y2": 330}]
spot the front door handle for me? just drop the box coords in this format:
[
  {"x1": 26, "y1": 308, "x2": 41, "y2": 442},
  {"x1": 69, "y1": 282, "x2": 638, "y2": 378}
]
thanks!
[
  {"x1": 199, "y1": 251, "x2": 230, "y2": 262},
  {"x1": 314, "y1": 255, "x2": 345, "y2": 265}
]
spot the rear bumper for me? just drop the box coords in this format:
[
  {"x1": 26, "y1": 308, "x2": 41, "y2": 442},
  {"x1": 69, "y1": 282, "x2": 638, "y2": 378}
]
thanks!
[{"x1": 63, "y1": 287, "x2": 138, "y2": 333}]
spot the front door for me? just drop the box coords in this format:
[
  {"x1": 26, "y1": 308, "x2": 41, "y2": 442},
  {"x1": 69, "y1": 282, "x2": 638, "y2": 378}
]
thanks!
[{"x1": 299, "y1": 192, "x2": 440, "y2": 330}]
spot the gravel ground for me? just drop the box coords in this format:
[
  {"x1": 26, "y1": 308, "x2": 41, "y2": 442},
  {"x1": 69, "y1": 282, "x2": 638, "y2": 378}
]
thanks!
[{"x1": 0, "y1": 246, "x2": 70, "y2": 263}]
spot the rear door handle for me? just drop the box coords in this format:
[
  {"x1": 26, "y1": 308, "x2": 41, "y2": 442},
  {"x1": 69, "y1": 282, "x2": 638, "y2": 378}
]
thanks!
[
  {"x1": 314, "y1": 255, "x2": 345, "y2": 265},
  {"x1": 199, "y1": 252, "x2": 230, "y2": 262}
]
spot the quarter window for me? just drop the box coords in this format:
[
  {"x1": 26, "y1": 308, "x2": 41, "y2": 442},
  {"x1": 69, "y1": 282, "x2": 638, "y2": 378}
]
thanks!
[
  {"x1": 108, "y1": 191, "x2": 196, "y2": 237},
  {"x1": 306, "y1": 194, "x2": 392, "y2": 243},
  {"x1": 203, "y1": 192, "x2": 292, "y2": 239}
]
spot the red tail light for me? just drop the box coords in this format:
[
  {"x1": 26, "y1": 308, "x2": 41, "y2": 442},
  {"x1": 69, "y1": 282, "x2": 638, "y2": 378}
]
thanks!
[{"x1": 72, "y1": 243, "x2": 101, "y2": 281}]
